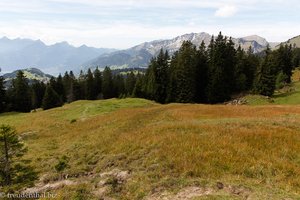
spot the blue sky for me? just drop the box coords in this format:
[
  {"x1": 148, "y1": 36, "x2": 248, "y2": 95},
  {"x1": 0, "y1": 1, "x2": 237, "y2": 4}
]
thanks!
[{"x1": 0, "y1": 0, "x2": 300, "y2": 49}]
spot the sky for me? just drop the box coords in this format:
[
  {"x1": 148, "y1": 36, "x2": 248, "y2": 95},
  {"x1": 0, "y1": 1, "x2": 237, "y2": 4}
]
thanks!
[{"x1": 0, "y1": 0, "x2": 300, "y2": 49}]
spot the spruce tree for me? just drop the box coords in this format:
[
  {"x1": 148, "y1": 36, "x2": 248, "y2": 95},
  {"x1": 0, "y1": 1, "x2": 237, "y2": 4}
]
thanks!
[
  {"x1": 102, "y1": 67, "x2": 114, "y2": 99},
  {"x1": 125, "y1": 71, "x2": 136, "y2": 96},
  {"x1": 113, "y1": 74, "x2": 125, "y2": 98},
  {"x1": 206, "y1": 33, "x2": 236, "y2": 103},
  {"x1": 11, "y1": 71, "x2": 31, "y2": 112},
  {"x1": 42, "y1": 85, "x2": 63, "y2": 110},
  {"x1": 31, "y1": 81, "x2": 46, "y2": 109},
  {"x1": 253, "y1": 47, "x2": 277, "y2": 96},
  {"x1": 78, "y1": 70, "x2": 86, "y2": 99},
  {"x1": 86, "y1": 69, "x2": 96, "y2": 100},
  {"x1": 54, "y1": 75, "x2": 66, "y2": 102},
  {"x1": 0, "y1": 69, "x2": 5, "y2": 112},
  {"x1": 275, "y1": 44, "x2": 293, "y2": 83},
  {"x1": 154, "y1": 49, "x2": 170, "y2": 103},
  {"x1": 62, "y1": 71, "x2": 71, "y2": 97},
  {"x1": 224, "y1": 37, "x2": 237, "y2": 93},
  {"x1": 244, "y1": 46, "x2": 259, "y2": 90},
  {"x1": 171, "y1": 41, "x2": 197, "y2": 103},
  {"x1": 69, "y1": 71, "x2": 76, "y2": 80},
  {"x1": 133, "y1": 73, "x2": 145, "y2": 98},
  {"x1": 67, "y1": 80, "x2": 81, "y2": 103},
  {"x1": 0, "y1": 125, "x2": 37, "y2": 187},
  {"x1": 93, "y1": 67, "x2": 102, "y2": 98},
  {"x1": 143, "y1": 58, "x2": 156, "y2": 100},
  {"x1": 292, "y1": 48, "x2": 300, "y2": 68},
  {"x1": 195, "y1": 41, "x2": 209, "y2": 102},
  {"x1": 234, "y1": 46, "x2": 248, "y2": 92},
  {"x1": 166, "y1": 52, "x2": 179, "y2": 103},
  {"x1": 64, "y1": 71, "x2": 80, "y2": 103}
]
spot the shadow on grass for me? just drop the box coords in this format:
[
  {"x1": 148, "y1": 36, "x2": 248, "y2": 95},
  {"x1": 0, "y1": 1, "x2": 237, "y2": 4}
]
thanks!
[{"x1": 0, "y1": 112, "x2": 24, "y2": 117}]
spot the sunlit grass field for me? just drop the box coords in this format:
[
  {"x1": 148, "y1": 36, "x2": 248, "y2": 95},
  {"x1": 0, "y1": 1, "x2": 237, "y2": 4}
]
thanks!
[{"x1": 1, "y1": 71, "x2": 300, "y2": 199}]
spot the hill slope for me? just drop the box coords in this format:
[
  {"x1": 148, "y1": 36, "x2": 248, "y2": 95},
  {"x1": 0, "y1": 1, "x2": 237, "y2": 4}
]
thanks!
[
  {"x1": 0, "y1": 37, "x2": 117, "y2": 74},
  {"x1": 276, "y1": 35, "x2": 300, "y2": 49},
  {"x1": 0, "y1": 98, "x2": 300, "y2": 199},
  {"x1": 3, "y1": 68, "x2": 52, "y2": 88},
  {"x1": 86, "y1": 33, "x2": 275, "y2": 69}
]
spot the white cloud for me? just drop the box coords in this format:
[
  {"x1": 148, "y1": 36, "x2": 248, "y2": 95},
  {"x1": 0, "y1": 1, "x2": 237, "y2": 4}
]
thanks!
[
  {"x1": 0, "y1": 0, "x2": 300, "y2": 48},
  {"x1": 0, "y1": 18, "x2": 299, "y2": 49},
  {"x1": 215, "y1": 5, "x2": 237, "y2": 17}
]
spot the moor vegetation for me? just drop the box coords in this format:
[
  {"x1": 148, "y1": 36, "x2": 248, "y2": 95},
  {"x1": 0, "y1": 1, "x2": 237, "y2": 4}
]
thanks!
[{"x1": 1, "y1": 97, "x2": 300, "y2": 199}]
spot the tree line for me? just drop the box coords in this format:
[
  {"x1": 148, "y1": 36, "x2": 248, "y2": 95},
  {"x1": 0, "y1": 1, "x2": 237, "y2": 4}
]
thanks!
[
  {"x1": 0, "y1": 67, "x2": 141, "y2": 112},
  {"x1": 0, "y1": 32, "x2": 299, "y2": 113}
]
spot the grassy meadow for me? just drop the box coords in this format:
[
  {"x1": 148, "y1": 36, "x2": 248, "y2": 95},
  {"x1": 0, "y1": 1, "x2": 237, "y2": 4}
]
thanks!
[{"x1": 1, "y1": 72, "x2": 300, "y2": 199}]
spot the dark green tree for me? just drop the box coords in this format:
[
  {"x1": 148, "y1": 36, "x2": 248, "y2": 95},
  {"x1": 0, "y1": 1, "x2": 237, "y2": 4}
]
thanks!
[
  {"x1": 113, "y1": 74, "x2": 125, "y2": 97},
  {"x1": 62, "y1": 71, "x2": 71, "y2": 97},
  {"x1": 153, "y1": 49, "x2": 170, "y2": 103},
  {"x1": 0, "y1": 69, "x2": 5, "y2": 112},
  {"x1": 67, "y1": 80, "x2": 81, "y2": 103},
  {"x1": 31, "y1": 81, "x2": 46, "y2": 109},
  {"x1": 93, "y1": 67, "x2": 102, "y2": 99},
  {"x1": 143, "y1": 58, "x2": 156, "y2": 100},
  {"x1": 125, "y1": 71, "x2": 136, "y2": 96},
  {"x1": 206, "y1": 33, "x2": 236, "y2": 103},
  {"x1": 224, "y1": 37, "x2": 237, "y2": 93},
  {"x1": 169, "y1": 41, "x2": 197, "y2": 103},
  {"x1": 195, "y1": 41, "x2": 209, "y2": 102},
  {"x1": 78, "y1": 70, "x2": 86, "y2": 99},
  {"x1": 69, "y1": 71, "x2": 76, "y2": 80},
  {"x1": 292, "y1": 48, "x2": 300, "y2": 68},
  {"x1": 166, "y1": 52, "x2": 179, "y2": 103},
  {"x1": 133, "y1": 73, "x2": 145, "y2": 98},
  {"x1": 234, "y1": 46, "x2": 248, "y2": 92},
  {"x1": 11, "y1": 71, "x2": 31, "y2": 112},
  {"x1": 51, "y1": 75, "x2": 66, "y2": 102},
  {"x1": 274, "y1": 44, "x2": 294, "y2": 83},
  {"x1": 102, "y1": 67, "x2": 114, "y2": 99},
  {"x1": 253, "y1": 47, "x2": 277, "y2": 96},
  {"x1": 244, "y1": 46, "x2": 259, "y2": 89},
  {"x1": 0, "y1": 125, "x2": 37, "y2": 188},
  {"x1": 63, "y1": 71, "x2": 80, "y2": 103},
  {"x1": 85, "y1": 69, "x2": 96, "y2": 100},
  {"x1": 42, "y1": 85, "x2": 63, "y2": 110},
  {"x1": 142, "y1": 49, "x2": 169, "y2": 103}
]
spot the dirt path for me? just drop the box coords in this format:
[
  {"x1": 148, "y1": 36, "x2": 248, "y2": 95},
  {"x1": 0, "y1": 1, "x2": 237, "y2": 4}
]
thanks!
[
  {"x1": 145, "y1": 184, "x2": 252, "y2": 200},
  {"x1": 81, "y1": 105, "x2": 90, "y2": 121}
]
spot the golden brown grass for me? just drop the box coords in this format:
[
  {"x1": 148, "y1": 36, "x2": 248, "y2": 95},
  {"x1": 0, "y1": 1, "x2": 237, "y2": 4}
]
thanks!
[{"x1": 1, "y1": 99, "x2": 300, "y2": 199}]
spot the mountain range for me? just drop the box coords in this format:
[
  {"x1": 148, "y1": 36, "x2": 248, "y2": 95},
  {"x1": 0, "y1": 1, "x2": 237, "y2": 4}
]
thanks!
[
  {"x1": 0, "y1": 37, "x2": 116, "y2": 75},
  {"x1": 2, "y1": 33, "x2": 299, "y2": 75},
  {"x1": 85, "y1": 33, "x2": 280, "y2": 70}
]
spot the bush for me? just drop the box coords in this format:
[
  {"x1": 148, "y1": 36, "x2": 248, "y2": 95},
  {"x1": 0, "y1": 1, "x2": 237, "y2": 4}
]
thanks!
[{"x1": 276, "y1": 72, "x2": 288, "y2": 89}]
